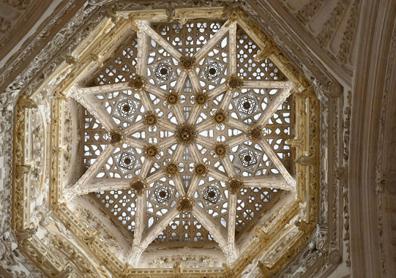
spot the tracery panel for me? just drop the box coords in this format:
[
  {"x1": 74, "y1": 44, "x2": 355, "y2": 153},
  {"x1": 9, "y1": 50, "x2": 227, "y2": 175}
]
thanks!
[
  {"x1": 153, "y1": 20, "x2": 224, "y2": 57},
  {"x1": 94, "y1": 89, "x2": 146, "y2": 130},
  {"x1": 146, "y1": 176, "x2": 179, "y2": 229},
  {"x1": 92, "y1": 35, "x2": 138, "y2": 86},
  {"x1": 11, "y1": 5, "x2": 323, "y2": 276},
  {"x1": 83, "y1": 110, "x2": 110, "y2": 168},
  {"x1": 74, "y1": 15, "x2": 297, "y2": 266},
  {"x1": 95, "y1": 143, "x2": 144, "y2": 179},
  {"x1": 96, "y1": 189, "x2": 138, "y2": 232},
  {"x1": 194, "y1": 175, "x2": 229, "y2": 229},
  {"x1": 146, "y1": 39, "x2": 181, "y2": 91},
  {"x1": 155, "y1": 212, "x2": 213, "y2": 243},
  {"x1": 235, "y1": 187, "x2": 282, "y2": 237},
  {"x1": 236, "y1": 27, "x2": 286, "y2": 81},
  {"x1": 195, "y1": 34, "x2": 229, "y2": 92}
]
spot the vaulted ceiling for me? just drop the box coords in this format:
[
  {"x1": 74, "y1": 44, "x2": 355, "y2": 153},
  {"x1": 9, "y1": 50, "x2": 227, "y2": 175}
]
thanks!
[{"x1": 0, "y1": 0, "x2": 395, "y2": 277}]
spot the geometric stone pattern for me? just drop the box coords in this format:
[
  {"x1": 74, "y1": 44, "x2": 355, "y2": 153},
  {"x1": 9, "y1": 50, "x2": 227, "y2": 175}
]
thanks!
[
  {"x1": 9, "y1": 5, "x2": 323, "y2": 277},
  {"x1": 78, "y1": 15, "x2": 296, "y2": 265}
]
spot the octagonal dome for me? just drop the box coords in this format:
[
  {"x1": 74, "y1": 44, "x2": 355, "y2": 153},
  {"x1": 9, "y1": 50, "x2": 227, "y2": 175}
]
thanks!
[{"x1": 11, "y1": 4, "x2": 322, "y2": 277}]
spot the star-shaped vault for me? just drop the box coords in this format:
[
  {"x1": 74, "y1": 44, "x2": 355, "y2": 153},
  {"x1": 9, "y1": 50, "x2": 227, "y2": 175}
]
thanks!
[{"x1": 64, "y1": 15, "x2": 297, "y2": 266}]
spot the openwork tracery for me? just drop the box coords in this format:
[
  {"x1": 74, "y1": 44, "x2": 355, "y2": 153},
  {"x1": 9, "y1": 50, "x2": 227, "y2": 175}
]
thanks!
[
  {"x1": 11, "y1": 6, "x2": 323, "y2": 276},
  {"x1": 65, "y1": 16, "x2": 297, "y2": 265}
]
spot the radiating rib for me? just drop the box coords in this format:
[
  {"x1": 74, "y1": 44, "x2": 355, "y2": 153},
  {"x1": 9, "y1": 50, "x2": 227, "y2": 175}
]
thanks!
[
  {"x1": 140, "y1": 207, "x2": 179, "y2": 249},
  {"x1": 219, "y1": 90, "x2": 234, "y2": 110},
  {"x1": 196, "y1": 136, "x2": 213, "y2": 150},
  {"x1": 140, "y1": 159, "x2": 152, "y2": 178},
  {"x1": 188, "y1": 144, "x2": 202, "y2": 163},
  {"x1": 187, "y1": 105, "x2": 201, "y2": 125},
  {"x1": 146, "y1": 170, "x2": 165, "y2": 184},
  {"x1": 160, "y1": 136, "x2": 177, "y2": 150},
  {"x1": 221, "y1": 156, "x2": 236, "y2": 177},
  {"x1": 227, "y1": 118, "x2": 249, "y2": 132},
  {"x1": 173, "y1": 103, "x2": 185, "y2": 124},
  {"x1": 70, "y1": 92, "x2": 115, "y2": 131},
  {"x1": 187, "y1": 175, "x2": 200, "y2": 197},
  {"x1": 124, "y1": 137, "x2": 146, "y2": 149},
  {"x1": 207, "y1": 83, "x2": 228, "y2": 99},
  {"x1": 75, "y1": 83, "x2": 130, "y2": 95},
  {"x1": 192, "y1": 205, "x2": 229, "y2": 256},
  {"x1": 175, "y1": 71, "x2": 188, "y2": 92},
  {"x1": 194, "y1": 20, "x2": 231, "y2": 61},
  {"x1": 76, "y1": 179, "x2": 130, "y2": 195},
  {"x1": 228, "y1": 22, "x2": 237, "y2": 74},
  {"x1": 242, "y1": 175, "x2": 293, "y2": 191},
  {"x1": 172, "y1": 144, "x2": 185, "y2": 162},
  {"x1": 207, "y1": 167, "x2": 228, "y2": 182},
  {"x1": 133, "y1": 195, "x2": 146, "y2": 246},
  {"x1": 227, "y1": 134, "x2": 248, "y2": 148},
  {"x1": 242, "y1": 81, "x2": 293, "y2": 89},
  {"x1": 173, "y1": 174, "x2": 186, "y2": 196},
  {"x1": 257, "y1": 87, "x2": 293, "y2": 127},
  {"x1": 128, "y1": 245, "x2": 144, "y2": 267},
  {"x1": 142, "y1": 22, "x2": 182, "y2": 59},
  {"x1": 136, "y1": 29, "x2": 148, "y2": 76},
  {"x1": 157, "y1": 117, "x2": 177, "y2": 132},
  {"x1": 227, "y1": 193, "x2": 237, "y2": 262},
  {"x1": 123, "y1": 120, "x2": 145, "y2": 135},
  {"x1": 139, "y1": 90, "x2": 155, "y2": 111},
  {"x1": 145, "y1": 83, "x2": 167, "y2": 99},
  {"x1": 188, "y1": 71, "x2": 201, "y2": 93},
  {"x1": 69, "y1": 145, "x2": 115, "y2": 194},
  {"x1": 128, "y1": 206, "x2": 178, "y2": 267},
  {"x1": 258, "y1": 140, "x2": 296, "y2": 187},
  {"x1": 236, "y1": 17, "x2": 266, "y2": 50},
  {"x1": 196, "y1": 118, "x2": 213, "y2": 132}
]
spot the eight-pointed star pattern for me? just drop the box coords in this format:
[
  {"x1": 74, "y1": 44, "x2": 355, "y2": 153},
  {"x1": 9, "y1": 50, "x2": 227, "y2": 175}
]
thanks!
[{"x1": 66, "y1": 18, "x2": 296, "y2": 265}]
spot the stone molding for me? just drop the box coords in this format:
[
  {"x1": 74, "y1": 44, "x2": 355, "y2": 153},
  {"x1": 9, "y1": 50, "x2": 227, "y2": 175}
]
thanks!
[{"x1": 349, "y1": 0, "x2": 396, "y2": 277}]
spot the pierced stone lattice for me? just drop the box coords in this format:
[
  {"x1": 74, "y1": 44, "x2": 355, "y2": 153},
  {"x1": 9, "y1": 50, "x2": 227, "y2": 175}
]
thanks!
[
  {"x1": 266, "y1": 100, "x2": 294, "y2": 173},
  {"x1": 194, "y1": 175, "x2": 229, "y2": 229},
  {"x1": 73, "y1": 17, "x2": 296, "y2": 265},
  {"x1": 96, "y1": 190, "x2": 138, "y2": 232},
  {"x1": 95, "y1": 89, "x2": 145, "y2": 130},
  {"x1": 83, "y1": 110, "x2": 110, "y2": 167},
  {"x1": 196, "y1": 35, "x2": 229, "y2": 92},
  {"x1": 236, "y1": 27, "x2": 286, "y2": 81},
  {"x1": 153, "y1": 21, "x2": 224, "y2": 57},
  {"x1": 235, "y1": 187, "x2": 282, "y2": 237},
  {"x1": 93, "y1": 35, "x2": 138, "y2": 85},
  {"x1": 147, "y1": 39, "x2": 181, "y2": 91},
  {"x1": 156, "y1": 212, "x2": 213, "y2": 242},
  {"x1": 146, "y1": 176, "x2": 179, "y2": 228}
]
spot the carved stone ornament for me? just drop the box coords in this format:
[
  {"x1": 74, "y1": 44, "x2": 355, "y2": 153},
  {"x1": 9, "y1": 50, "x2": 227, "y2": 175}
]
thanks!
[{"x1": 0, "y1": 1, "x2": 349, "y2": 277}]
